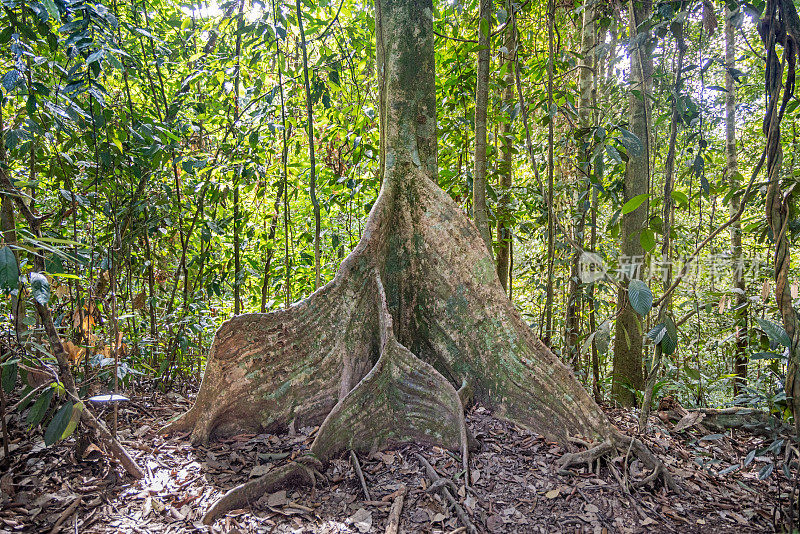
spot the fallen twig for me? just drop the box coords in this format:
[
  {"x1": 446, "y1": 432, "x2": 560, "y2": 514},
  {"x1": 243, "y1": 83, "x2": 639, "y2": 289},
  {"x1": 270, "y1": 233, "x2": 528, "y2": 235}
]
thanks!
[
  {"x1": 415, "y1": 453, "x2": 476, "y2": 534},
  {"x1": 384, "y1": 484, "x2": 406, "y2": 534},
  {"x1": 48, "y1": 496, "x2": 82, "y2": 534},
  {"x1": 350, "y1": 450, "x2": 371, "y2": 501}
]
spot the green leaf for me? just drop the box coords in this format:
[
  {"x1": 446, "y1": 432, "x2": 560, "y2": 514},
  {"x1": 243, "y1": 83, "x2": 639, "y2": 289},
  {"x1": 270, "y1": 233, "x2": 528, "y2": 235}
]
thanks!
[
  {"x1": 616, "y1": 128, "x2": 643, "y2": 158},
  {"x1": 42, "y1": 0, "x2": 61, "y2": 22},
  {"x1": 684, "y1": 364, "x2": 701, "y2": 381},
  {"x1": 660, "y1": 316, "x2": 678, "y2": 355},
  {"x1": 0, "y1": 246, "x2": 19, "y2": 291},
  {"x1": 647, "y1": 323, "x2": 666, "y2": 344},
  {"x1": 758, "y1": 462, "x2": 774, "y2": 480},
  {"x1": 44, "y1": 255, "x2": 64, "y2": 275},
  {"x1": 26, "y1": 387, "x2": 53, "y2": 428},
  {"x1": 60, "y1": 401, "x2": 84, "y2": 441},
  {"x1": 627, "y1": 279, "x2": 652, "y2": 316},
  {"x1": 1, "y1": 360, "x2": 17, "y2": 393},
  {"x1": 750, "y1": 351, "x2": 783, "y2": 360},
  {"x1": 44, "y1": 401, "x2": 73, "y2": 446},
  {"x1": 621, "y1": 193, "x2": 649, "y2": 215},
  {"x1": 640, "y1": 228, "x2": 656, "y2": 252},
  {"x1": 755, "y1": 318, "x2": 791, "y2": 347},
  {"x1": 30, "y1": 272, "x2": 50, "y2": 305},
  {"x1": 671, "y1": 190, "x2": 689, "y2": 208}
]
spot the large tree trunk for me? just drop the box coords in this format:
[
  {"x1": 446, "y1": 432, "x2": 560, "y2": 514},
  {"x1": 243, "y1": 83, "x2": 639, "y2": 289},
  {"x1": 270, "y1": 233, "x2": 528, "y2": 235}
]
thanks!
[
  {"x1": 611, "y1": 0, "x2": 652, "y2": 406},
  {"x1": 168, "y1": 0, "x2": 674, "y2": 523}
]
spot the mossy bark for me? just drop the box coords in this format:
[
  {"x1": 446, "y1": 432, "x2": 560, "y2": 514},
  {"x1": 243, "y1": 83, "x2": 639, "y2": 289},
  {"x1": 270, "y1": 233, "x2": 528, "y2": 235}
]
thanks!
[{"x1": 611, "y1": 0, "x2": 652, "y2": 406}]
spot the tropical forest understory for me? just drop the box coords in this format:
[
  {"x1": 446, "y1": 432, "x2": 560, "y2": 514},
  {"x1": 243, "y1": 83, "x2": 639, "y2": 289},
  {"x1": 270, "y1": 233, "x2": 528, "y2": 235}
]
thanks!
[{"x1": 0, "y1": 0, "x2": 799, "y2": 531}]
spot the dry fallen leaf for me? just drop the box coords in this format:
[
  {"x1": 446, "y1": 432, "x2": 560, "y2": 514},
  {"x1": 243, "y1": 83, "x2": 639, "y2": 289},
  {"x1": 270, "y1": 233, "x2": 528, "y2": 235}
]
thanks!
[
  {"x1": 346, "y1": 508, "x2": 372, "y2": 533},
  {"x1": 545, "y1": 488, "x2": 560, "y2": 499}
]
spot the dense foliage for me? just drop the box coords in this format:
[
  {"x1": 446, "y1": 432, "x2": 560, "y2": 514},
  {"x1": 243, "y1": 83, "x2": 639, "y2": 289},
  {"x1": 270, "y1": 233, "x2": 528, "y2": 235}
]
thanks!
[{"x1": 0, "y1": 0, "x2": 797, "y2": 458}]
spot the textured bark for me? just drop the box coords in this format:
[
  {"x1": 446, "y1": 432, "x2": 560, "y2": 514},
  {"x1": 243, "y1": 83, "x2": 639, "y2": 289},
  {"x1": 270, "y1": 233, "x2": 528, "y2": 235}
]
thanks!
[
  {"x1": 564, "y1": 0, "x2": 595, "y2": 367},
  {"x1": 611, "y1": 0, "x2": 652, "y2": 406},
  {"x1": 472, "y1": 0, "x2": 493, "y2": 253},
  {"x1": 169, "y1": 0, "x2": 674, "y2": 522},
  {"x1": 758, "y1": 0, "x2": 800, "y2": 433},
  {"x1": 726, "y1": 8, "x2": 747, "y2": 396},
  {"x1": 495, "y1": 0, "x2": 516, "y2": 292}
]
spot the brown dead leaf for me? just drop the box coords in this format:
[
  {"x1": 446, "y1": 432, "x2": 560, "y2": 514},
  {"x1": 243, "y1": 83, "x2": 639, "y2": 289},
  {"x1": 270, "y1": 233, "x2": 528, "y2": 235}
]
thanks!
[{"x1": 673, "y1": 411, "x2": 705, "y2": 433}]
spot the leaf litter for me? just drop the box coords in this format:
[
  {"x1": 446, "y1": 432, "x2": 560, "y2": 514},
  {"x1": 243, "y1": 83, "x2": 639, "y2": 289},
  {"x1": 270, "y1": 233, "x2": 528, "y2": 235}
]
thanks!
[{"x1": 0, "y1": 385, "x2": 791, "y2": 533}]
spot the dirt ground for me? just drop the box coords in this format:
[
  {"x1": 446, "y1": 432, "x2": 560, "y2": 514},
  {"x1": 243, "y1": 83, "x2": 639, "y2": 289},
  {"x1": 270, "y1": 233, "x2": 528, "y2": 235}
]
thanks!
[{"x1": 0, "y1": 385, "x2": 793, "y2": 533}]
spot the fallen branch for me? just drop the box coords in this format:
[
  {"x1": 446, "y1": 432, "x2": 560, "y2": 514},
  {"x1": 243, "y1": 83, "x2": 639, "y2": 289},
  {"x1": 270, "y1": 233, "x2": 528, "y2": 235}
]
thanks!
[
  {"x1": 415, "y1": 453, "x2": 476, "y2": 534},
  {"x1": 48, "y1": 495, "x2": 82, "y2": 534},
  {"x1": 350, "y1": 450, "x2": 371, "y2": 501},
  {"x1": 384, "y1": 484, "x2": 406, "y2": 534}
]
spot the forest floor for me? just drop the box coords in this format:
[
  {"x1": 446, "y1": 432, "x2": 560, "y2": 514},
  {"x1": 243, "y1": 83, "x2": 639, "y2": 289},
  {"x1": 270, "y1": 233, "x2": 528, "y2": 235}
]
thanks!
[{"x1": 0, "y1": 383, "x2": 793, "y2": 534}]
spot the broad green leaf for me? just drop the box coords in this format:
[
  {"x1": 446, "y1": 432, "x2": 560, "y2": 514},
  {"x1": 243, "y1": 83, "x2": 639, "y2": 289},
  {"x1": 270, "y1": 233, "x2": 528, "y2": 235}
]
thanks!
[
  {"x1": 640, "y1": 228, "x2": 656, "y2": 252},
  {"x1": 758, "y1": 462, "x2": 774, "y2": 480},
  {"x1": 627, "y1": 279, "x2": 652, "y2": 316},
  {"x1": 44, "y1": 401, "x2": 73, "y2": 446},
  {"x1": 755, "y1": 318, "x2": 791, "y2": 347},
  {"x1": 616, "y1": 128, "x2": 643, "y2": 158},
  {"x1": 30, "y1": 272, "x2": 50, "y2": 305},
  {"x1": 1, "y1": 360, "x2": 16, "y2": 393},
  {"x1": 684, "y1": 365, "x2": 701, "y2": 381},
  {"x1": 660, "y1": 316, "x2": 678, "y2": 355},
  {"x1": 621, "y1": 193, "x2": 648, "y2": 215},
  {"x1": 647, "y1": 323, "x2": 666, "y2": 344},
  {"x1": 42, "y1": 0, "x2": 60, "y2": 22},
  {"x1": 61, "y1": 401, "x2": 84, "y2": 441},
  {"x1": 0, "y1": 246, "x2": 19, "y2": 291},
  {"x1": 26, "y1": 387, "x2": 53, "y2": 428},
  {"x1": 671, "y1": 190, "x2": 689, "y2": 208},
  {"x1": 44, "y1": 255, "x2": 64, "y2": 275}
]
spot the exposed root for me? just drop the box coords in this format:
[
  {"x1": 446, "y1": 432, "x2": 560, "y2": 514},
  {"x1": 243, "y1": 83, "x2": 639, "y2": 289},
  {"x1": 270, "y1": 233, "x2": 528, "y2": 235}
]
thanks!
[
  {"x1": 557, "y1": 439, "x2": 614, "y2": 470},
  {"x1": 557, "y1": 432, "x2": 679, "y2": 494},
  {"x1": 201, "y1": 459, "x2": 323, "y2": 525}
]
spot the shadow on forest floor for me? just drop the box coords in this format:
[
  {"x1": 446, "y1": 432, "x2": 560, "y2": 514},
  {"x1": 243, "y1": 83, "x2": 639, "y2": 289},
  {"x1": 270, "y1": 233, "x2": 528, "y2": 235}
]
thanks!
[{"x1": 0, "y1": 384, "x2": 790, "y2": 533}]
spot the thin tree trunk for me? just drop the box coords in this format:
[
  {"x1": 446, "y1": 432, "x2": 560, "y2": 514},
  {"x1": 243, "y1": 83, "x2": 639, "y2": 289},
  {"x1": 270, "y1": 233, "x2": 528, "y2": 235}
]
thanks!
[
  {"x1": 473, "y1": 0, "x2": 493, "y2": 253},
  {"x1": 726, "y1": 7, "x2": 747, "y2": 396},
  {"x1": 260, "y1": 180, "x2": 285, "y2": 312},
  {"x1": 544, "y1": 0, "x2": 556, "y2": 347},
  {"x1": 611, "y1": 0, "x2": 652, "y2": 406},
  {"x1": 297, "y1": 0, "x2": 321, "y2": 290},
  {"x1": 565, "y1": 0, "x2": 595, "y2": 367},
  {"x1": 496, "y1": 0, "x2": 516, "y2": 292},
  {"x1": 639, "y1": 17, "x2": 685, "y2": 429},
  {"x1": 233, "y1": 0, "x2": 244, "y2": 315}
]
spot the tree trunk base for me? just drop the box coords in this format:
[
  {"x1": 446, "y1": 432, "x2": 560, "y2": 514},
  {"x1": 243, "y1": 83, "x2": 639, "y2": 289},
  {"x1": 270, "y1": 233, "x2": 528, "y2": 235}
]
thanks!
[{"x1": 166, "y1": 168, "x2": 675, "y2": 523}]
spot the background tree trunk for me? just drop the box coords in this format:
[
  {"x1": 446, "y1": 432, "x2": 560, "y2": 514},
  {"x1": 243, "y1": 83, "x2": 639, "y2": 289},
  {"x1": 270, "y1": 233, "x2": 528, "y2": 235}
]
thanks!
[
  {"x1": 473, "y1": 0, "x2": 493, "y2": 253},
  {"x1": 496, "y1": 0, "x2": 516, "y2": 292},
  {"x1": 564, "y1": 0, "x2": 595, "y2": 367},
  {"x1": 611, "y1": 0, "x2": 652, "y2": 406},
  {"x1": 726, "y1": 7, "x2": 747, "y2": 396}
]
